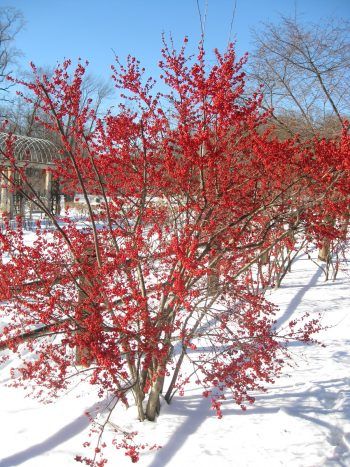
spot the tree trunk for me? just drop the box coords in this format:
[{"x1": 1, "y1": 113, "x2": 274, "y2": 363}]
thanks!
[
  {"x1": 164, "y1": 350, "x2": 185, "y2": 403},
  {"x1": 318, "y1": 239, "x2": 331, "y2": 262},
  {"x1": 133, "y1": 387, "x2": 146, "y2": 421},
  {"x1": 75, "y1": 248, "x2": 95, "y2": 367},
  {"x1": 146, "y1": 374, "x2": 165, "y2": 421},
  {"x1": 207, "y1": 271, "x2": 219, "y2": 297},
  {"x1": 260, "y1": 250, "x2": 269, "y2": 266},
  {"x1": 75, "y1": 341, "x2": 92, "y2": 367}
]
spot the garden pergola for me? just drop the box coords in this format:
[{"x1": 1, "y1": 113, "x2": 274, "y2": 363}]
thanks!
[{"x1": 0, "y1": 132, "x2": 61, "y2": 217}]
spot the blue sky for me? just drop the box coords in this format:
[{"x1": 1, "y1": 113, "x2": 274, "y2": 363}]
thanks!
[{"x1": 4, "y1": 0, "x2": 350, "y2": 85}]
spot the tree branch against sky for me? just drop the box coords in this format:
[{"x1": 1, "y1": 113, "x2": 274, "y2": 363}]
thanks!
[
  {"x1": 249, "y1": 15, "x2": 350, "y2": 138},
  {"x1": 2, "y1": 0, "x2": 349, "y2": 86},
  {"x1": 0, "y1": 6, "x2": 24, "y2": 108}
]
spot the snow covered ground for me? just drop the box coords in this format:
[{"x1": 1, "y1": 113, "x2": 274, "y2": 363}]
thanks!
[{"x1": 0, "y1": 245, "x2": 350, "y2": 466}]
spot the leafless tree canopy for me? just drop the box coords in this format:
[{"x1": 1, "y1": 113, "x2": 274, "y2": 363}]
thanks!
[
  {"x1": 0, "y1": 7, "x2": 24, "y2": 101},
  {"x1": 249, "y1": 16, "x2": 350, "y2": 138}
]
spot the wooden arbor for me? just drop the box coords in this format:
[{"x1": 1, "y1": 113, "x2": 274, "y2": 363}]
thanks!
[{"x1": 0, "y1": 133, "x2": 62, "y2": 218}]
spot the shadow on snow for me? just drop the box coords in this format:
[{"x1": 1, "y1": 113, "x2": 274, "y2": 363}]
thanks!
[{"x1": 0, "y1": 399, "x2": 108, "y2": 467}]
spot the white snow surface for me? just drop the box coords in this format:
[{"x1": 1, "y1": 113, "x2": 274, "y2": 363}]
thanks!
[{"x1": 0, "y1": 243, "x2": 350, "y2": 466}]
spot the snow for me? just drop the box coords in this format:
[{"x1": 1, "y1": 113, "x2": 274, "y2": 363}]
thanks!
[{"x1": 1, "y1": 245, "x2": 350, "y2": 466}]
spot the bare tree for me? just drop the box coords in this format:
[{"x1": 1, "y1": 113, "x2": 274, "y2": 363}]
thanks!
[
  {"x1": 249, "y1": 15, "x2": 350, "y2": 138},
  {"x1": 0, "y1": 6, "x2": 24, "y2": 109}
]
